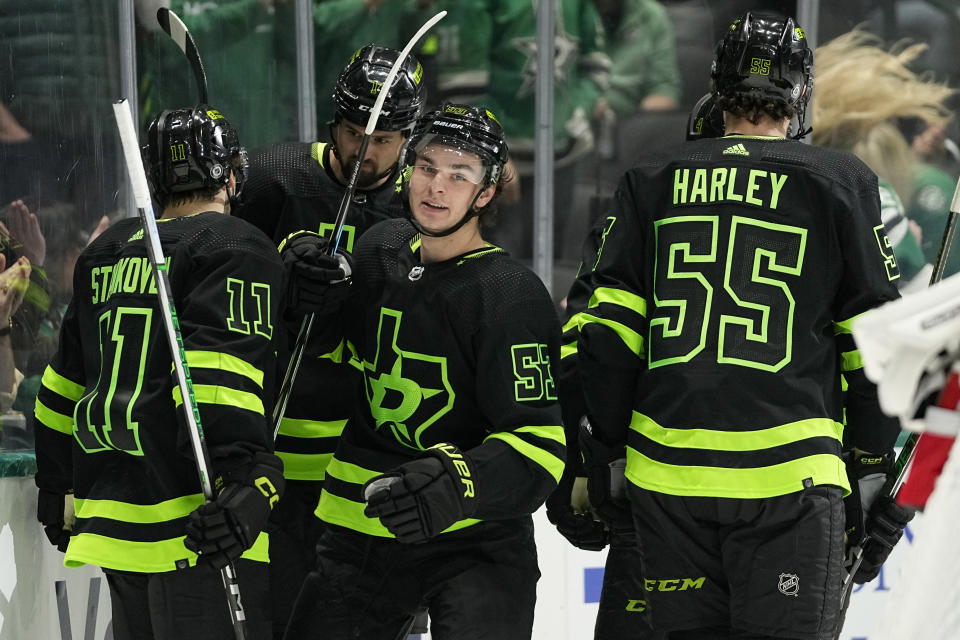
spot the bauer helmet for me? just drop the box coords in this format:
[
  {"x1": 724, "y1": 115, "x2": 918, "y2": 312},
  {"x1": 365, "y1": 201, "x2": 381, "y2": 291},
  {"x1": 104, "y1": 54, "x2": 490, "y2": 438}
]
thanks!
[
  {"x1": 144, "y1": 106, "x2": 248, "y2": 205},
  {"x1": 711, "y1": 12, "x2": 813, "y2": 131},
  {"x1": 402, "y1": 103, "x2": 509, "y2": 237},
  {"x1": 332, "y1": 44, "x2": 426, "y2": 132},
  {"x1": 687, "y1": 92, "x2": 725, "y2": 140}
]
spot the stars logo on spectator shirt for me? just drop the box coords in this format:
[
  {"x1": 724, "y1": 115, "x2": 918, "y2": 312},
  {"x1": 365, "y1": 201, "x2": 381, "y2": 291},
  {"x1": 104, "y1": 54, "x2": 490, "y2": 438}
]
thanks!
[{"x1": 511, "y1": 29, "x2": 579, "y2": 99}]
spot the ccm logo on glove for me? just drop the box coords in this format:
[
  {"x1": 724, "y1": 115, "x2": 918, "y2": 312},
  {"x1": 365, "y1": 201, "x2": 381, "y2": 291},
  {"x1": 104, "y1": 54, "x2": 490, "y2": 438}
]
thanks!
[{"x1": 255, "y1": 475, "x2": 280, "y2": 508}]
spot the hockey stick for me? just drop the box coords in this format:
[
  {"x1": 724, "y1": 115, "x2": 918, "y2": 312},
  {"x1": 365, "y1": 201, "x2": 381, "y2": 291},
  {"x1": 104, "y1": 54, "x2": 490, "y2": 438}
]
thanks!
[
  {"x1": 156, "y1": 7, "x2": 209, "y2": 103},
  {"x1": 112, "y1": 100, "x2": 248, "y2": 640},
  {"x1": 271, "y1": 11, "x2": 447, "y2": 439},
  {"x1": 839, "y1": 176, "x2": 960, "y2": 610}
]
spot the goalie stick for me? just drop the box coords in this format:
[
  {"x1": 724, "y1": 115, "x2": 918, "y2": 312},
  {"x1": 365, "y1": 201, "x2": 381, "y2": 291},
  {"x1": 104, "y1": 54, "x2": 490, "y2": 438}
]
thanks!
[
  {"x1": 271, "y1": 10, "x2": 448, "y2": 439},
  {"x1": 839, "y1": 175, "x2": 960, "y2": 610},
  {"x1": 156, "y1": 7, "x2": 209, "y2": 103}
]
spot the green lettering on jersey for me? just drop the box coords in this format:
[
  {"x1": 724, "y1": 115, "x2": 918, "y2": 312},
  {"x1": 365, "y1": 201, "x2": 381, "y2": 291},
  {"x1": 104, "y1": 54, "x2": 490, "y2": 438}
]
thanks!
[
  {"x1": 364, "y1": 308, "x2": 453, "y2": 450},
  {"x1": 649, "y1": 215, "x2": 806, "y2": 372},
  {"x1": 873, "y1": 224, "x2": 901, "y2": 281},
  {"x1": 74, "y1": 307, "x2": 151, "y2": 455},
  {"x1": 317, "y1": 222, "x2": 357, "y2": 252},
  {"x1": 511, "y1": 343, "x2": 557, "y2": 402}
]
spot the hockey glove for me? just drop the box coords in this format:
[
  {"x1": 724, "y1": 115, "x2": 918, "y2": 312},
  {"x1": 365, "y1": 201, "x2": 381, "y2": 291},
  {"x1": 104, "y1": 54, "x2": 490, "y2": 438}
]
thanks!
[
  {"x1": 578, "y1": 417, "x2": 633, "y2": 535},
  {"x1": 37, "y1": 489, "x2": 75, "y2": 552},
  {"x1": 363, "y1": 443, "x2": 478, "y2": 544},
  {"x1": 546, "y1": 476, "x2": 608, "y2": 551},
  {"x1": 184, "y1": 453, "x2": 285, "y2": 570},
  {"x1": 843, "y1": 450, "x2": 893, "y2": 548},
  {"x1": 279, "y1": 230, "x2": 353, "y2": 317},
  {"x1": 853, "y1": 496, "x2": 915, "y2": 584}
]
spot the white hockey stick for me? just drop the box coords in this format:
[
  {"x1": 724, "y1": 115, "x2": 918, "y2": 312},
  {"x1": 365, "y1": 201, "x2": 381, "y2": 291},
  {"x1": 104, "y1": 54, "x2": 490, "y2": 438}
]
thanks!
[
  {"x1": 112, "y1": 100, "x2": 248, "y2": 640},
  {"x1": 272, "y1": 11, "x2": 447, "y2": 440}
]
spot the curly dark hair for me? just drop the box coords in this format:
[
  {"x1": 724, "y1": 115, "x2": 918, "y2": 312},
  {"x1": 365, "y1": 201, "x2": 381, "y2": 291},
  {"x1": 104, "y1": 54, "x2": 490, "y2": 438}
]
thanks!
[{"x1": 716, "y1": 93, "x2": 797, "y2": 126}]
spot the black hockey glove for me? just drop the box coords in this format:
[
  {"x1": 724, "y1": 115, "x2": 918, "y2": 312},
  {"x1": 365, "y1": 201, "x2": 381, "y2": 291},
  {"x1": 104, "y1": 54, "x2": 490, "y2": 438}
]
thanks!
[
  {"x1": 184, "y1": 453, "x2": 285, "y2": 570},
  {"x1": 843, "y1": 450, "x2": 893, "y2": 548},
  {"x1": 37, "y1": 489, "x2": 75, "y2": 552},
  {"x1": 578, "y1": 417, "x2": 633, "y2": 535},
  {"x1": 852, "y1": 496, "x2": 915, "y2": 584},
  {"x1": 279, "y1": 230, "x2": 353, "y2": 317},
  {"x1": 546, "y1": 476, "x2": 608, "y2": 551},
  {"x1": 363, "y1": 443, "x2": 478, "y2": 544}
]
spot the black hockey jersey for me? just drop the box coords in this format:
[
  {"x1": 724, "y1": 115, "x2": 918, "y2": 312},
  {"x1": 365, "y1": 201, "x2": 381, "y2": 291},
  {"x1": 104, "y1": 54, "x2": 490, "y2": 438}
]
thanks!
[
  {"x1": 34, "y1": 213, "x2": 283, "y2": 572},
  {"x1": 234, "y1": 141, "x2": 406, "y2": 481},
  {"x1": 315, "y1": 219, "x2": 565, "y2": 537},
  {"x1": 563, "y1": 135, "x2": 901, "y2": 499}
]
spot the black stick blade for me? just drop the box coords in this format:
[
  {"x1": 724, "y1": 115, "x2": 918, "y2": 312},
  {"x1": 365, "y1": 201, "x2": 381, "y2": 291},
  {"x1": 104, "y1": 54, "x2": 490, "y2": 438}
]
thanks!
[{"x1": 156, "y1": 7, "x2": 209, "y2": 104}]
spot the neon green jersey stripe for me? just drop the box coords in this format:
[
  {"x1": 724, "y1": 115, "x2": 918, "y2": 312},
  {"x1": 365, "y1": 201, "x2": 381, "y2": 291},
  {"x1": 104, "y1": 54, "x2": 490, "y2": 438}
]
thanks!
[
  {"x1": 630, "y1": 413, "x2": 843, "y2": 451},
  {"x1": 183, "y1": 350, "x2": 264, "y2": 387},
  {"x1": 34, "y1": 398, "x2": 74, "y2": 434},
  {"x1": 625, "y1": 447, "x2": 850, "y2": 498},
  {"x1": 41, "y1": 366, "x2": 85, "y2": 401},
  {"x1": 562, "y1": 312, "x2": 645, "y2": 357},
  {"x1": 841, "y1": 350, "x2": 863, "y2": 372},
  {"x1": 324, "y1": 457, "x2": 380, "y2": 485},
  {"x1": 560, "y1": 342, "x2": 577, "y2": 360},
  {"x1": 64, "y1": 530, "x2": 269, "y2": 572},
  {"x1": 74, "y1": 494, "x2": 203, "y2": 523},
  {"x1": 276, "y1": 451, "x2": 334, "y2": 481},
  {"x1": 278, "y1": 418, "x2": 347, "y2": 439},
  {"x1": 514, "y1": 424, "x2": 566, "y2": 445},
  {"x1": 589, "y1": 287, "x2": 647, "y2": 316},
  {"x1": 485, "y1": 431, "x2": 565, "y2": 483},
  {"x1": 833, "y1": 311, "x2": 867, "y2": 335},
  {"x1": 316, "y1": 490, "x2": 480, "y2": 538},
  {"x1": 173, "y1": 385, "x2": 264, "y2": 416}
]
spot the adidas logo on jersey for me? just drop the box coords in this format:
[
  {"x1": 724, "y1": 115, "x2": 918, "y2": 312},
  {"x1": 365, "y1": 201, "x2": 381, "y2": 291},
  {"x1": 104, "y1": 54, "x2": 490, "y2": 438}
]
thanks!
[
  {"x1": 128, "y1": 229, "x2": 144, "y2": 242},
  {"x1": 722, "y1": 143, "x2": 750, "y2": 156}
]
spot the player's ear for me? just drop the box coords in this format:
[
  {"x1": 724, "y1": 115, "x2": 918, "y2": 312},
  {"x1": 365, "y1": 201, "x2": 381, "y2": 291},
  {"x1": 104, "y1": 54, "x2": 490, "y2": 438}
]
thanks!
[{"x1": 473, "y1": 186, "x2": 495, "y2": 210}]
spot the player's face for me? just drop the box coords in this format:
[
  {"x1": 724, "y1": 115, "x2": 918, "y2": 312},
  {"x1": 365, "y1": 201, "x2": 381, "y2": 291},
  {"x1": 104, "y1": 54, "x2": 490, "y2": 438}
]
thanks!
[
  {"x1": 334, "y1": 119, "x2": 406, "y2": 188},
  {"x1": 408, "y1": 144, "x2": 494, "y2": 235}
]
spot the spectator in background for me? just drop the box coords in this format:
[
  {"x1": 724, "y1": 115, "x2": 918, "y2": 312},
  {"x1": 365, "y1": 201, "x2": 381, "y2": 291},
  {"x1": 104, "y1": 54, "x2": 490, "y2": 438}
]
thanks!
[
  {"x1": 593, "y1": 0, "x2": 680, "y2": 114},
  {"x1": 423, "y1": 0, "x2": 612, "y2": 263},
  {"x1": 0, "y1": 0, "x2": 122, "y2": 227},
  {"x1": 813, "y1": 29, "x2": 955, "y2": 289},
  {"x1": 900, "y1": 117, "x2": 960, "y2": 277},
  {"x1": 0, "y1": 255, "x2": 31, "y2": 429},
  {"x1": 136, "y1": 0, "x2": 297, "y2": 148}
]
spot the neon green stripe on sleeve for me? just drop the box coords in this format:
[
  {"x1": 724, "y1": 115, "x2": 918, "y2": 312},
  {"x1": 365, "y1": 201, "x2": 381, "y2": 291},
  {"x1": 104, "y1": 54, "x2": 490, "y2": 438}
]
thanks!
[
  {"x1": 485, "y1": 430, "x2": 565, "y2": 483},
  {"x1": 841, "y1": 350, "x2": 864, "y2": 372},
  {"x1": 173, "y1": 385, "x2": 265, "y2": 416},
  {"x1": 562, "y1": 312, "x2": 645, "y2": 357},
  {"x1": 34, "y1": 399, "x2": 75, "y2": 435},
  {"x1": 589, "y1": 287, "x2": 647, "y2": 316},
  {"x1": 41, "y1": 366, "x2": 85, "y2": 401},
  {"x1": 183, "y1": 350, "x2": 264, "y2": 387},
  {"x1": 73, "y1": 493, "x2": 204, "y2": 523}
]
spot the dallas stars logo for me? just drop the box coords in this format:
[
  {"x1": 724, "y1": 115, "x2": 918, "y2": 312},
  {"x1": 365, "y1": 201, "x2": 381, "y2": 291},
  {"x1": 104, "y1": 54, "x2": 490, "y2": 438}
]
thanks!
[
  {"x1": 510, "y1": 3, "x2": 579, "y2": 99},
  {"x1": 364, "y1": 308, "x2": 454, "y2": 449}
]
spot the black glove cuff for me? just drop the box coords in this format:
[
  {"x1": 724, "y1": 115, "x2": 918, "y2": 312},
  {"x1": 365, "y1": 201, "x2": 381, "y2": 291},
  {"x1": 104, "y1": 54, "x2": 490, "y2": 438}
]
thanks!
[
  {"x1": 423, "y1": 442, "x2": 478, "y2": 518},
  {"x1": 217, "y1": 452, "x2": 285, "y2": 507},
  {"x1": 578, "y1": 417, "x2": 625, "y2": 469}
]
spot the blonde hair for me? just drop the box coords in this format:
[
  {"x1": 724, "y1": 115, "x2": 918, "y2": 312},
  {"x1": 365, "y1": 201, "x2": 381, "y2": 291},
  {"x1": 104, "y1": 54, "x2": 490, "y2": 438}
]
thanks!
[{"x1": 812, "y1": 30, "x2": 954, "y2": 198}]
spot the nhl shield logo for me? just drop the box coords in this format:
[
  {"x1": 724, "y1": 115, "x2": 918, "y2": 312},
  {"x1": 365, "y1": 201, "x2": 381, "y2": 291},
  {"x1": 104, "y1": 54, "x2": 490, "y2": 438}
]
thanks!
[{"x1": 778, "y1": 573, "x2": 799, "y2": 597}]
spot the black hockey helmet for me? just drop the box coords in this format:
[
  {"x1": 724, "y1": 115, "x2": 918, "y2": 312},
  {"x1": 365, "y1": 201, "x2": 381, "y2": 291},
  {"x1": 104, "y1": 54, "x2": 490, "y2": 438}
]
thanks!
[
  {"x1": 401, "y1": 103, "x2": 509, "y2": 237},
  {"x1": 332, "y1": 44, "x2": 426, "y2": 132},
  {"x1": 144, "y1": 105, "x2": 248, "y2": 205},
  {"x1": 687, "y1": 93, "x2": 726, "y2": 140},
  {"x1": 711, "y1": 12, "x2": 813, "y2": 129},
  {"x1": 403, "y1": 103, "x2": 509, "y2": 189}
]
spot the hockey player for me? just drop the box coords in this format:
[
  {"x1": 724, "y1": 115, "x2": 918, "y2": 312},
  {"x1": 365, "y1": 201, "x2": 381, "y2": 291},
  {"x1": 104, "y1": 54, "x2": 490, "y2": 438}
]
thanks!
[
  {"x1": 33, "y1": 106, "x2": 284, "y2": 640},
  {"x1": 565, "y1": 12, "x2": 905, "y2": 639},
  {"x1": 280, "y1": 103, "x2": 565, "y2": 639},
  {"x1": 231, "y1": 44, "x2": 425, "y2": 638}
]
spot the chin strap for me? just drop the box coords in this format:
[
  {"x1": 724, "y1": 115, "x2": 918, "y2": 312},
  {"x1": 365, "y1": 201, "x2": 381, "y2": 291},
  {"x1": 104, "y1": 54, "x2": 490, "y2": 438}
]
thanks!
[{"x1": 406, "y1": 189, "x2": 485, "y2": 238}]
